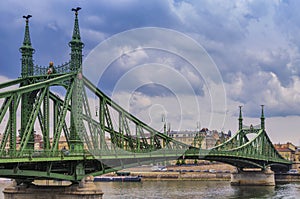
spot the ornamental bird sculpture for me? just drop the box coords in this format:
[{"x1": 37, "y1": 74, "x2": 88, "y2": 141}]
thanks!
[
  {"x1": 71, "y1": 7, "x2": 81, "y2": 12},
  {"x1": 23, "y1": 15, "x2": 32, "y2": 20}
]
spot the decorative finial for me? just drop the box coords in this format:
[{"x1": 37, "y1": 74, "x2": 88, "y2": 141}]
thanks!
[
  {"x1": 69, "y1": 7, "x2": 84, "y2": 72},
  {"x1": 238, "y1": 106, "x2": 243, "y2": 130},
  {"x1": 260, "y1": 105, "x2": 265, "y2": 129},
  {"x1": 21, "y1": 15, "x2": 33, "y2": 46},
  {"x1": 23, "y1": 15, "x2": 32, "y2": 22},
  {"x1": 70, "y1": 7, "x2": 83, "y2": 41},
  {"x1": 239, "y1": 106, "x2": 243, "y2": 118},
  {"x1": 20, "y1": 14, "x2": 34, "y2": 77},
  {"x1": 261, "y1": 105, "x2": 264, "y2": 117},
  {"x1": 71, "y1": 7, "x2": 81, "y2": 15}
]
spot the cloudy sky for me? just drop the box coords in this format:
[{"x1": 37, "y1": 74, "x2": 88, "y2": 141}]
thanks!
[{"x1": 1, "y1": 0, "x2": 300, "y2": 144}]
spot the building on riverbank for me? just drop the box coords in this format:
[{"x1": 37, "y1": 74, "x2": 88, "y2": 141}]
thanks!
[
  {"x1": 169, "y1": 128, "x2": 231, "y2": 149},
  {"x1": 274, "y1": 142, "x2": 300, "y2": 171},
  {"x1": 274, "y1": 142, "x2": 296, "y2": 161}
]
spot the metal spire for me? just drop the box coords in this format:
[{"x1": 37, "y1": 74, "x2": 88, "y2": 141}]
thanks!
[
  {"x1": 261, "y1": 105, "x2": 265, "y2": 129},
  {"x1": 71, "y1": 7, "x2": 81, "y2": 41},
  {"x1": 22, "y1": 15, "x2": 32, "y2": 46},
  {"x1": 69, "y1": 7, "x2": 85, "y2": 152},
  {"x1": 238, "y1": 106, "x2": 243, "y2": 130},
  {"x1": 19, "y1": 15, "x2": 36, "y2": 150},
  {"x1": 20, "y1": 15, "x2": 35, "y2": 77},
  {"x1": 69, "y1": 7, "x2": 84, "y2": 72}
]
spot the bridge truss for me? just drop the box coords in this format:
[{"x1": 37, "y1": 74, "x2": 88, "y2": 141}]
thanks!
[{"x1": 0, "y1": 9, "x2": 291, "y2": 183}]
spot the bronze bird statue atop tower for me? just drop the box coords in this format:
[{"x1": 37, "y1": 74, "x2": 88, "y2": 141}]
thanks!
[
  {"x1": 71, "y1": 7, "x2": 81, "y2": 13},
  {"x1": 23, "y1": 15, "x2": 32, "y2": 20}
]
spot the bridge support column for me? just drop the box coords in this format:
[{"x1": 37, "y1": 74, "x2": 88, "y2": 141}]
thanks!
[
  {"x1": 231, "y1": 167, "x2": 275, "y2": 186},
  {"x1": 3, "y1": 176, "x2": 103, "y2": 199}
]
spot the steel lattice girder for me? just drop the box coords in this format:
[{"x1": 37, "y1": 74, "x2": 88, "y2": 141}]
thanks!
[
  {"x1": 82, "y1": 76, "x2": 189, "y2": 150},
  {"x1": 0, "y1": 73, "x2": 74, "y2": 99},
  {"x1": 0, "y1": 72, "x2": 292, "y2": 182},
  {"x1": 209, "y1": 129, "x2": 291, "y2": 167}
]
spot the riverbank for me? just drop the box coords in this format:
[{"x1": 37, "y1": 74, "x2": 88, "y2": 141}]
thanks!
[
  {"x1": 116, "y1": 163, "x2": 235, "y2": 181},
  {"x1": 129, "y1": 171, "x2": 231, "y2": 181},
  {"x1": 117, "y1": 164, "x2": 300, "y2": 182},
  {"x1": 275, "y1": 173, "x2": 300, "y2": 182}
]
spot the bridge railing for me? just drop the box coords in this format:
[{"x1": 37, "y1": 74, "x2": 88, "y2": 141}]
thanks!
[
  {"x1": 0, "y1": 147, "x2": 207, "y2": 161},
  {"x1": 33, "y1": 61, "x2": 71, "y2": 76},
  {"x1": 0, "y1": 149, "x2": 91, "y2": 160},
  {"x1": 90, "y1": 148, "x2": 189, "y2": 158}
]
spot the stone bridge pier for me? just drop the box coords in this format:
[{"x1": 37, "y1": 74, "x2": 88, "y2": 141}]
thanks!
[
  {"x1": 231, "y1": 167, "x2": 275, "y2": 186},
  {"x1": 3, "y1": 176, "x2": 103, "y2": 199}
]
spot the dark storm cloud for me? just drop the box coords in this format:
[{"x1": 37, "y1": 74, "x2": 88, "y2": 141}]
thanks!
[{"x1": 1, "y1": 0, "x2": 300, "y2": 118}]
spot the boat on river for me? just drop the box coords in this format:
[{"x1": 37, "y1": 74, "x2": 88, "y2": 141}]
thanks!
[{"x1": 94, "y1": 175, "x2": 141, "y2": 182}]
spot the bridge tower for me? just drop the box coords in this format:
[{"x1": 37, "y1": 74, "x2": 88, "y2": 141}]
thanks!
[
  {"x1": 2, "y1": 8, "x2": 103, "y2": 198},
  {"x1": 20, "y1": 15, "x2": 35, "y2": 77},
  {"x1": 231, "y1": 106, "x2": 275, "y2": 186},
  {"x1": 19, "y1": 15, "x2": 36, "y2": 152},
  {"x1": 69, "y1": 7, "x2": 84, "y2": 152}
]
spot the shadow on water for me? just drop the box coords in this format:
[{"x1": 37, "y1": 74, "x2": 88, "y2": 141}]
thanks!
[{"x1": 230, "y1": 186, "x2": 275, "y2": 199}]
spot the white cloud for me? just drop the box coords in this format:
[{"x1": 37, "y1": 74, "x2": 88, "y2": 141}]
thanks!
[
  {"x1": 129, "y1": 91, "x2": 152, "y2": 112},
  {"x1": 82, "y1": 28, "x2": 107, "y2": 44},
  {"x1": 85, "y1": 15, "x2": 105, "y2": 26},
  {"x1": 111, "y1": 77, "x2": 228, "y2": 132},
  {"x1": 2, "y1": 0, "x2": 300, "y2": 143},
  {"x1": 118, "y1": 46, "x2": 149, "y2": 69},
  {"x1": 226, "y1": 71, "x2": 300, "y2": 117}
]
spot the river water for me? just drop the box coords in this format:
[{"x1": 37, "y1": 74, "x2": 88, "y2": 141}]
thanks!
[
  {"x1": 97, "y1": 181, "x2": 300, "y2": 199},
  {"x1": 0, "y1": 180, "x2": 299, "y2": 199}
]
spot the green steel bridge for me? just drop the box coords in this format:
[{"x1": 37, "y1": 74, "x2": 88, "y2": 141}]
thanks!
[{"x1": 0, "y1": 8, "x2": 291, "y2": 184}]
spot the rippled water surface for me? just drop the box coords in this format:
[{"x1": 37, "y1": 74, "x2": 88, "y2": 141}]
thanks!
[
  {"x1": 0, "y1": 180, "x2": 300, "y2": 199},
  {"x1": 97, "y1": 181, "x2": 300, "y2": 199}
]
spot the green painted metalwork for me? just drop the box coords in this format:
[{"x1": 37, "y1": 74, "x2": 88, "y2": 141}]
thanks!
[
  {"x1": 69, "y1": 7, "x2": 85, "y2": 154},
  {"x1": 31, "y1": 62, "x2": 71, "y2": 76},
  {"x1": 0, "y1": 8, "x2": 292, "y2": 184},
  {"x1": 43, "y1": 89, "x2": 50, "y2": 150},
  {"x1": 19, "y1": 15, "x2": 36, "y2": 153},
  {"x1": 205, "y1": 106, "x2": 290, "y2": 169},
  {"x1": 261, "y1": 105, "x2": 265, "y2": 129},
  {"x1": 20, "y1": 15, "x2": 35, "y2": 78},
  {"x1": 238, "y1": 105, "x2": 243, "y2": 130},
  {"x1": 51, "y1": 80, "x2": 75, "y2": 153}
]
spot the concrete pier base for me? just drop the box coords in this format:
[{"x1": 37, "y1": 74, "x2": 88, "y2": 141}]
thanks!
[
  {"x1": 231, "y1": 168, "x2": 275, "y2": 186},
  {"x1": 3, "y1": 176, "x2": 103, "y2": 199}
]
